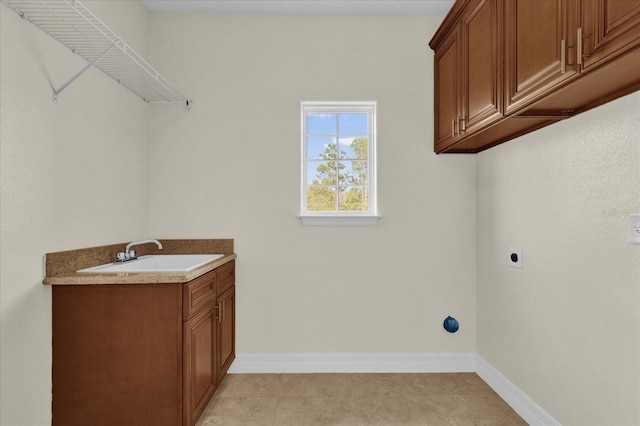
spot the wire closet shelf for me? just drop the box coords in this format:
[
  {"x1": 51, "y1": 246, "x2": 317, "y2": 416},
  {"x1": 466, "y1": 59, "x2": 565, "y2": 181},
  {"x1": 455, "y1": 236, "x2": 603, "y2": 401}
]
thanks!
[{"x1": 1, "y1": 0, "x2": 192, "y2": 108}]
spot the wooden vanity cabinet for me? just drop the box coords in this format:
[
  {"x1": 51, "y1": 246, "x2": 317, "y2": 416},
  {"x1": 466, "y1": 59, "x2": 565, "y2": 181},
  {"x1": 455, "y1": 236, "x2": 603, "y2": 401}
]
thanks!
[
  {"x1": 183, "y1": 305, "x2": 216, "y2": 426},
  {"x1": 183, "y1": 270, "x2": 217, "y2": 426},
  {"x1": 214, "y1": 260, "x2": 236, "y2": 382},
  {"x1": 52, "y1": 284, "x2": 184, "y2": 426},
  {"x1": 52, "y1": 261, "x2": 236, "y2": 426},
  {"x1": 216, "y1": 286, "x2": 236, "y2": 381}
]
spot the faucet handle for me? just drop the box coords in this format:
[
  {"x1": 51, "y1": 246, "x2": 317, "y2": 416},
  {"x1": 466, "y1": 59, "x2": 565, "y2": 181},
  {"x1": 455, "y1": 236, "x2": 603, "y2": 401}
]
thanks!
[{"x1": 115, "y1": 250, "x2": 137, "y2": 263}]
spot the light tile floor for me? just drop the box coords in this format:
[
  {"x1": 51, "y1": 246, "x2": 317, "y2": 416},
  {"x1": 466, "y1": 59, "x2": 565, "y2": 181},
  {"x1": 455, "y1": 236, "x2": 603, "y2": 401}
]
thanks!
[{"x1": 195, "y1": 373, "x2": 527, "y2": 425}]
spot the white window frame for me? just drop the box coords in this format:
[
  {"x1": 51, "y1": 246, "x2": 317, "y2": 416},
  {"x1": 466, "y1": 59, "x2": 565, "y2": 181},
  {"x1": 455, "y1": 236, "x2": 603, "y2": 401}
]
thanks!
[{"x1": 299, "y1": 101, "x2": 379, "y2": 226}]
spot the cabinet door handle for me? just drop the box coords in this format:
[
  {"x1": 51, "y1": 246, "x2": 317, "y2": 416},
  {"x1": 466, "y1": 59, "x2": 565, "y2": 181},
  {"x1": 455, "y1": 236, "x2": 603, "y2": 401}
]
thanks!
[
  {"x1": 577, "y1": 27, "x2": 583, "y2": 65},
  {"x1": 214, "y1": 304, "x2": 221, "y2": 322},
  {"x1": 459, "y1": 117, "x2": 466, "y2": 132},
  {"x1": 451, "y1": 118, "x2": 455, "y2": 139},
  {"x1": 561, "y1": 39, "x2": 566, "y2": 73}
]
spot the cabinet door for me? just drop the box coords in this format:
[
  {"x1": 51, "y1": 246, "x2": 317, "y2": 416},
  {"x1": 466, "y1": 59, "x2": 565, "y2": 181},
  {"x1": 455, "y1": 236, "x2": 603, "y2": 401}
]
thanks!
[
  {"x1": 52, "y1": 284, "x2": 183, "y2": 426},
  {"x1": 216, "y1": 286, "x2": 236, "y2": 381},
  {"x1": 460, "y1": 0, "x2": 503, "y2": 136},
  {"x1": 580, "y1": 0, "x2": 640, "y2": 70},
  {"x1": 183, "y1": 304, "x2": 216, "y2": 426},
  {"x1": 433, "y1": 26, "x2": 461, "y2": 152},
  {"x1": 504, "y1": 0, "x2": 579, "y2": 114}
]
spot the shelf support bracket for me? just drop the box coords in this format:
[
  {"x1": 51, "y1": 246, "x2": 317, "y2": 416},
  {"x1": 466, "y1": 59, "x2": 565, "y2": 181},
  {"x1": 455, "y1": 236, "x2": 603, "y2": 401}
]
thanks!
[{"x1": 52, "y1": 43, "x2": 116, "y2": 103}]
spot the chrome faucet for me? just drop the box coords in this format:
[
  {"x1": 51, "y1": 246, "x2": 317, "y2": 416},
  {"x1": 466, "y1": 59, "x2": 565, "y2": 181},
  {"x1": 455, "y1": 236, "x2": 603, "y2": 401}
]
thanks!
[{"x1": 115, "y1": 239, "x2": 163, "y2": 262}]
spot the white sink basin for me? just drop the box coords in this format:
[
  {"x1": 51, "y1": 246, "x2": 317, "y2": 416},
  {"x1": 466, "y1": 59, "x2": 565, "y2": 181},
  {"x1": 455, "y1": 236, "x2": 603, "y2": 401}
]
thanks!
[{"x1": 77, "y1": 254, "x2": 225, "y2": 274}]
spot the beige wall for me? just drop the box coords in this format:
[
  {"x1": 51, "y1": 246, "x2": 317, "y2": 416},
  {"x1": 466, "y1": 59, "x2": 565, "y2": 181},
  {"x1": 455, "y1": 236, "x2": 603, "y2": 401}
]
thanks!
[
  {"x1": 147, "y1": 14, "x2": 477, "y2": 355},
  {"x1": 0, "y1": 2, "x2": 150, "y2": 425},
  {"x1": 477, "y1": 91, "x2": 640, "y2": 425},
  {"x1": 3, "y1": 2, "x2": 638, "y2": 425}
]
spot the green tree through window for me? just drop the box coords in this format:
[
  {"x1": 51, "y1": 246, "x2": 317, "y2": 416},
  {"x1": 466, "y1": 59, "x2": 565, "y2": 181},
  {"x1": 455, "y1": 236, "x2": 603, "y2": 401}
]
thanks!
[{"x1": 307, "y1": 137, "x2": 369, "y2": 212}]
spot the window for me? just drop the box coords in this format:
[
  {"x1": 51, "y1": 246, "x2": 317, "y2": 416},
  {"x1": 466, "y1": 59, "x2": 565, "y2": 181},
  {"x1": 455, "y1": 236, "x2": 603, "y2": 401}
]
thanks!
[{"x1": 300, "y1": 101, "x2": 378, "y2": 225}]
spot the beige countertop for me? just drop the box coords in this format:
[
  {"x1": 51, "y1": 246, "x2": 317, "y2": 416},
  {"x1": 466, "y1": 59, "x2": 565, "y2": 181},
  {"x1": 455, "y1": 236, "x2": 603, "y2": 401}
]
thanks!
[{"x1": 43, "y1": 239, "x2": 235, "y2": 285}]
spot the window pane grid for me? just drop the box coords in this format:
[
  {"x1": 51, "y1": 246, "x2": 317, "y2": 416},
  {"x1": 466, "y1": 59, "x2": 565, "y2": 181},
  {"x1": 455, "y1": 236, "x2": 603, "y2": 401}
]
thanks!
[{"x1": 302, "y1": 102, "x2": 376, "y2": 216}]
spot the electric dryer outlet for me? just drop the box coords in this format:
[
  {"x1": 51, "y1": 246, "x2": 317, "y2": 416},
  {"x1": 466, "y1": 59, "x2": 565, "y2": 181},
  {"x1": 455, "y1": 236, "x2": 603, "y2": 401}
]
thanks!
[
  {"x1": 508, "y1": 247, "x2": 523, "y2": 268},
  {"x1": 630, "y1": 214, "x2": 640, "y2": 245}
]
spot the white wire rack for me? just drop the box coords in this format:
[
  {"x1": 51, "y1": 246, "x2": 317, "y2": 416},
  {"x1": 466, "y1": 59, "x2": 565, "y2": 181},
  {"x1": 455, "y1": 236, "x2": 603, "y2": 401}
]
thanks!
[{"x1": 1, "y1": 0, "x2": 192, "y2": 108}]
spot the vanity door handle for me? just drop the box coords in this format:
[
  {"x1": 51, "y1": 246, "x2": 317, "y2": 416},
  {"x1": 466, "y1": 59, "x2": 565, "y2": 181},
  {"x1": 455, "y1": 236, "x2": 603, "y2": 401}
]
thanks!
[
  {"x1": 214, "y1": 304, "x2": 221, "y2": 322},
  {"x1": 215, "y1": 301, "x2": 224, "y2": 323}
]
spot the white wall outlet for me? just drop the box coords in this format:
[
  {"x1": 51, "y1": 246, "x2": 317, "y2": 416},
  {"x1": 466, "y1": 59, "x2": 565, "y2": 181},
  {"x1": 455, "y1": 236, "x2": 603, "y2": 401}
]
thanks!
[
  {"x1": 508, "y1": 247, "x2": 523, "y2": 268},
  {"x1": 630, "y1": 214, "x2": 640, "y2": 245}
]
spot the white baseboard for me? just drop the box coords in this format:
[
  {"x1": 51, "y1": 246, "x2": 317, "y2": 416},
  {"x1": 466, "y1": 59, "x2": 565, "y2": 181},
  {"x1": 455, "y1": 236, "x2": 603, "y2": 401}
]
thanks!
[
  {"x1": 228, "y1": 352, "x2": 476, "y2": 373},
  {"x1": 228, "y1": 352, "x2": 560, "y2": 425},
  {"x1": 475, "y1": 355, "x2": 561, "y2": 426}
]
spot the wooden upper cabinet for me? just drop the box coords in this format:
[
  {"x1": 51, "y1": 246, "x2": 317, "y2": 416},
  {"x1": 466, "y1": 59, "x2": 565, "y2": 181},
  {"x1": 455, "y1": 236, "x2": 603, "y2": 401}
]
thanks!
[
  {"x1": 461, "y1": 0, "x2": 503, "y2": 135},
  {"x1": 434, "y1": 26, "x2": 460, "y2": 151},
  {"x1": 580, "y1": 0, "x2": 640, "y2": 70},
  {"x1": 433, "y1": 0, "x2": 502, "y2": 152},
  {"x1": 504, "y1": 0, "x2": 640, "y2": 114},
  {"x1": 504, "y1": 0, "x2": 579, "y2": 114},
  {"x1": 430, "y1": 0, "x2": 640, "y2": 153}
]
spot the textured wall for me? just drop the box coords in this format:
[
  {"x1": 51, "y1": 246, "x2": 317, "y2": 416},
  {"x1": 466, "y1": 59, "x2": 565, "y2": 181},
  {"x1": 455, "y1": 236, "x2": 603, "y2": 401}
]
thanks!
[
  {"x1": 477, "y1": 92, "x2": 640, "y2": 425},
  {"x1": 0, "y1": 2, "x2": 150, "y2": 424},
  {"x1": 147, "y1": 14, "x2": 478, "y2": 355},
  {"x1": 6, "y1": 4, "x2": 633, "y2": 424}
]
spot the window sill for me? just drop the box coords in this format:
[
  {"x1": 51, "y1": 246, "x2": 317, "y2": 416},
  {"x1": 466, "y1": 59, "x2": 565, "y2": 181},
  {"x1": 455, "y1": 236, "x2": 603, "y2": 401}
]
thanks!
[{"x1": 298, "y1": 215, "x2": 381, "y2": 226}]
